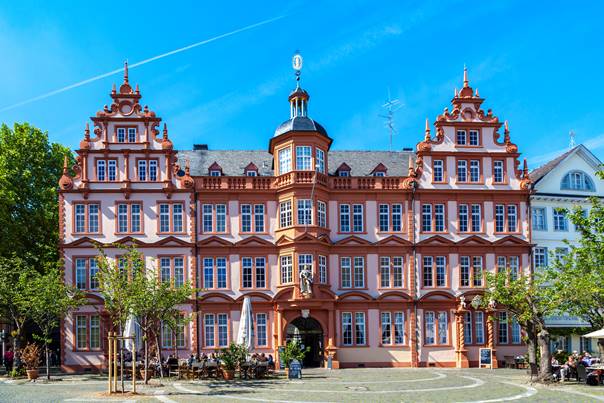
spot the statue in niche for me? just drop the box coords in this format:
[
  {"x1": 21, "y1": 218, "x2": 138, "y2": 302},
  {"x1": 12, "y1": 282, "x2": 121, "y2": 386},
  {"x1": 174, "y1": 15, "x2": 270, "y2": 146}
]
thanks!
[{"x1": 299, "y1": 264, "x2": 313, "y2": 296}]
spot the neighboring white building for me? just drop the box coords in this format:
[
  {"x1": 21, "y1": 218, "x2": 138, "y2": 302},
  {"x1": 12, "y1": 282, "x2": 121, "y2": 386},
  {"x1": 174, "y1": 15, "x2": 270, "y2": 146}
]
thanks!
[{"x1": 529, "y1": 144, "x2": 603, "y2": 354}]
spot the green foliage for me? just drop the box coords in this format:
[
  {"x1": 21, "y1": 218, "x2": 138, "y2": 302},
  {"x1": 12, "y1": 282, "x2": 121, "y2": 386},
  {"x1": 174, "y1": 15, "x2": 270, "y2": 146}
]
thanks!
[
  {"x1": 0, "y1": 122, "x2": 72, "y2": 265},
  {"x1": 219, "y1": 342, "x2": 248, "y2": 371},
  {"x1": 0, "y1": 257, "x2": 38, "y2": 340},
  {"x1": 9, "y1": 367, "x2": 25, "y2": 378},
  {"x1": 546, "y1": 197, "x2": 604, "y2": 329},
  {"x1": 280, "y1": 340, "x2": 309, "y2": 367}
]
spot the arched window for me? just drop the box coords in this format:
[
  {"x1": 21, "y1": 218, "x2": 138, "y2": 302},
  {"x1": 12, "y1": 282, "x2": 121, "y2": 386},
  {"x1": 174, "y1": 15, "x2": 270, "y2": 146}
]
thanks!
[{"x1": 560, "y1": 170, "x2": 595, "y2": 191}]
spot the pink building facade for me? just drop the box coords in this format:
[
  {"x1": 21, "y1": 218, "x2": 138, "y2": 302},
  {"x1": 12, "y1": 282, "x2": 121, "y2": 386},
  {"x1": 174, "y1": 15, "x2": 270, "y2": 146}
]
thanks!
[{"x1": 59, "y1": 64, "x2": 531, "y2": 372}]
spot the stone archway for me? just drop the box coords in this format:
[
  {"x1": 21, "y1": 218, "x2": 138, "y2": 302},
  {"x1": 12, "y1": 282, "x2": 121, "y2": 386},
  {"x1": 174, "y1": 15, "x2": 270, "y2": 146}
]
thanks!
[{"x1": 286, "y1": 317, "x2": 324, "y2": 367}]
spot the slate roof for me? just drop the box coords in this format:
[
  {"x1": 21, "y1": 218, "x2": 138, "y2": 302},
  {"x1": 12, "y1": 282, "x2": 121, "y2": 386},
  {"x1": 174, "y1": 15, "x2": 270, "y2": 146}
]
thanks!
[
  {"x1": 529, "y1": 147, "x2": 576, "y2": 185},
  {"x1": 274, "y1": 117, "x2": 328, "y2": 138},
  {"x1": 177, "y1": 149, "x2": 415, "y2": 177}
]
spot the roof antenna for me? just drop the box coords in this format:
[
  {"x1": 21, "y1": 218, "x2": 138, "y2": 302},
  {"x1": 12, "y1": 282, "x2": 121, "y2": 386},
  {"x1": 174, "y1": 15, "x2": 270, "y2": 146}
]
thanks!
[
  {"x1": 569, "y1": 130, "x2": 576, "y2": 149},
  {"x1": 379, "y1": 87, "x2": 403, "y2": 152}
]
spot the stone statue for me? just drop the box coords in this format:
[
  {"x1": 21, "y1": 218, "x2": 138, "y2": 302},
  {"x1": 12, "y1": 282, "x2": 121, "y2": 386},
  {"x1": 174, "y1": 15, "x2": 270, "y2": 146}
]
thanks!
[
  {"x1": 459, "y1": 295, "x2": 467, "y2": 309},
  {"x1": 299, "y1": 265, "x2": 313, "y2": 296}
]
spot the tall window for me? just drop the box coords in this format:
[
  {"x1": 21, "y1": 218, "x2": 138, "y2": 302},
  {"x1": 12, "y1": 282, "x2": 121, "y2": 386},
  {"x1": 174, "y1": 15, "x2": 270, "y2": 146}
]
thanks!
[
  {"x1": 464, "y1": 312, "x2": 472, "y2": 344},
  {"x1": 341, "y1": 312, "x2": 366, "y2": 346},
  {"x1": 509, "y1": 256, "x2": 519, "y2": 280},
  {"x1": 256, "y1": 313, "x2": 267, "y2": 347},
  {"x1": 459, "y1": 203, "x2": 481, "y2": 232},
  {"x1": 202, "y1": 204, "x2": 227, "y2": 233},
  {"x1": 138, "y1": 160, "x2": 147, "y2": 181},
  {"x1": 278, "y1": 147, "x2": 292, "y2": 174},
  {"x1": 127, "y1": 127, "x2": 136, "y2": 142},
  {"x1": 240, "y1": 204, "x2": 265, "y2": 233},
  {"x1": 456, "y1": 130, "x2": 467, "y2": 145},
  {"x1": 203, "y1": 257, "x2": 228, "y2": 289},
  {"x1": 493, "y1": 160, "x2": 504, "y2": 183},
  {"x1": 532, "y1": 207, "x2": 547, "y2": 231},
  {"x1": 90, "y1": 315, "x2": 101, "y2": 349},
  {"x1": 561, "y1": 171, "x2": 595, "y2": 191},
  {"x1": 422, "y1": 204, "x2": 432, "y2": 232},
  {"x1": 204, "y1": 313, "x2": 229, "y2": 348},
  {"x1": 475, "y1": 312, "x2": 485, "y2": 344},
  {"x1": 74, "y1": 203, "x2": 100, "y2": 233},
  {"x1": 241, "y1": 257, "x2": 266, "y2": 289},
  {"x1": 342, "y1": 312, "x2": 353, "y2": 346},
  {"x1": 297, "y1": 199, "x2": 312, "y2": 225},
  {"x1": 352, "y1": 204, "x2": 364, "y2": 232},
  {"x1": 298, "y1": 254, "x2": 313, "y2": 282},
  {"x1": 317, "y1": 201, "x2": 327, "y2": 228},
  {"x1": 423, "y1": 256, "x2": 446, "y2": 288},
  {"x1": 379, "y1": 203, "x2": 403, "y2": 232},
  {"x1": 280, "y1": 255, "x2": 293, "y2": 284},
  {"x1": 553, "y1": 208, "x2": 568, "y2": 231},
  {"x1": 318, "y1": 255, "x2": 327, "y2": 284},
  {"x1": 469, "y1": 130, "x2": 479, "y2": 146},
  {"x1": 422, "y1": 203, "x2": 445, "y2": 232},
  {"x1": 355, "y1": 312, "x2": 366, "y2": 345},
  {"x1": 457, "y1": 160, "x2": 467, "y2": 182},
  {"x1": 380, "y1": 256, "x2": 404, "y2": 288},
  {"x1": 339, "y1": 204, "x2": 350, "y2": 232},
  {"x1": 424, "y1": 311, "x2": 448, "y2": 345},
  {"x1": 471, "y1": 204, "x2": 481, "y2": 232},
  {"x1": 158, "y1": 203, "x2": 184, "y2": 233},
  {"x1": 137, "y1": 160, "x2": 158, "y2": 181},
  {"x1": 116, "y1": 127, "x2": 137, "y2": 143},
  {"x1": 96, "y1": 159, "x2": 117, "y2": 181},
  {"x1": 507, "y1": 205, "x2": 518, "y2": 232},
  {"x1": 460, "y1": 256, "x2": 483, "y2": 287},
  {"x1": 498, "y1": 312, "x2": 508, "y2": 344},
  {"x1": 512, "y1": 317, "x2": 521, "y2": 344},
  {"x1": 74, "y1": 257, "x2": 99, "y2": 290},
  {"x1": 469, "y1": 160, "x2": 480, "y2": 182},
  {"x1": 75, "y1": 316, "x2": 88, "y2": 350},
  {"x1": 340, "y1": 257, "x2": 364, "y2": 289},
  {"x1": 316, "y1": 149, "x2": 325, "y2": 173},
  {"x1": 204, "y1": 314, "x2": 215, "y2": 347},
  {"x1": 495, "y1": 205, "x2": 505, "y2": 232},
  {"x1": 158, "y1": 256, "x2": 185, "y2": 287},
  {"x1": 534, "y1": 247, "x2": 548, "y2": 269},
  {"x1": 116, "y1": 203, "x2": 142, "y2": 233},
  {"x1": 295, "y1": 146, "x2": 312, "y2": 170},
  {"x1": 339, "y1": 203, "x2": 364, "y2": 233},
  {"x1": 433, "y1": 160, "x2": 444, "y2": 182},
  {"x1": 279, "y1": 200, "x2": 293, "y2": 228}
]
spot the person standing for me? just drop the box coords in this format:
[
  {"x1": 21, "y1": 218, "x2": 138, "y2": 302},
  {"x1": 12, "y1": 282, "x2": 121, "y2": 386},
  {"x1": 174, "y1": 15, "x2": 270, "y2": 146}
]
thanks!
[{"x1": 3, "y1": 347, "x2": 14, "y2": 373}]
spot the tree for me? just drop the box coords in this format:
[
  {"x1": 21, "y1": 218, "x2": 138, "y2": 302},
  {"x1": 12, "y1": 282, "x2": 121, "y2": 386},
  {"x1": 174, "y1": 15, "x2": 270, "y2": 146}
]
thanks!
[
  {"x1": 482, "y1": 270, "x2": 558, "y2": 381},
  {"x1": 28, "y1": 266, "x2": 84, "y2": 380},
  {"x1": 0, "y1": 123, "x2": 72, "y2": 266}
]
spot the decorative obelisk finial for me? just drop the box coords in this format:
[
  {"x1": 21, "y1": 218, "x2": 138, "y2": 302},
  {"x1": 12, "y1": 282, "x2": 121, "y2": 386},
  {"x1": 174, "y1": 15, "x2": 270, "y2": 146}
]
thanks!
[
  {"x1": 124, "y1": 60, "x2": 129, "y2": 84},
  {"x1": 424, "y1": 118, "x2": 431, "y2": 141},
  {"x1": 463, "y1": 65, "x2": 469, "y2": 88}
]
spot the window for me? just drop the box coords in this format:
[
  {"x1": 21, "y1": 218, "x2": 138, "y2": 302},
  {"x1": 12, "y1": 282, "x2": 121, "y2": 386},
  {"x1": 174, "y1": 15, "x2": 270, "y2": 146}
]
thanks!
[
  {"x1": 532, "y1": 208, "x2": 547, "y2": 231},
  {"x1": 117, "y1": 128, "x2": 126, "y2": 143},
  {"x1": 209, "y1": 170, "x2": 221, "y2": 177},
  {"x1": 137, "y1": 160, "x2": 159, "y2": 181},
  {"x1": 338, "y1": 170, "x2": 350, "y2": 177},
  {"x1": 160, "y1": 257, "x2": 171, "y2": 284},
  {"x1": 373, "y1": 171, "x2": 385, "y2": 177},
  {"x1": 421, "y1": 203, "x2": 445, "y2": 232},
  {"x1": 75, "y1": 316, "x2": 88, "y2": 350},
  {"x1": 280, "y1": 255, "x2": 293, "y2": 284},
  {"x1": 494, "y1": 204, "x2": 517, "y2": 233},
  {"x1": 378, "y1": 203, "x2": 403, "y2": 232},
  {"x1": 457, "y1": 160, "x2": 467, "y2": 182},
  {"x1": 534, "y1": 247, "x2": 548, "y2": 269},
  {"x1": 460, "y1": 256, "x2": 483, "y2": 287},
  {"x1": 425, "y1": 311, "x2": 448, "y2": 345},
  {"x1": 553, "y1": 208, "x2": 568, "y2": 231},
  {"x1": 317, "y1": 201, "x2": 327, "y2": 228},
  {"x1": 341, "y1": 312, "x2": 366, "y2": 346},
  {"x1": 127, "y1": 128, "x2": 136, "y2": 143},
  {"x1": 295, "y1": 146, "x2": 312, "y2": 170},
  {"x1": 458, "y1": 204, "x2": 468, "y2": 232},
  {"x1": 498, "y1": 312, "x2": 508, "y2": 344},
  {"x1": 561, "y1": 171, "x2": 595, "y2": 191},
  {"x1": 469, "y1": 160, "x2": 480, "y2": 182},
  {"x1": 340, "y1": 257, "x2": 364, "y2": 288},
  {"x1": 433, "y1": 160, "x2": 444, "y2": 182},
  {"x1": 380, "y1": 256, "x2": 404, "y2": 288},
  {"x1": 507, "y1": 205, "x2": 517, "y2": 232},
  {"x1": 298, "y1": 253, "x2": 312, "y2": 283},
  {"x1": 279, "y1": 200, "x2": 292, "y2": 228},
  {"x1": 90, "y1": 315, "x2": 100, "y2": 349},
  {"x1": 74, "y1": 203, "x2": 100, "y2": 233},
  {"x1": 475, "y1": 312, "x2": 485, "y2": 344},
  {"x1": 422, "y1": 256, "x2": 446, "y2": 288},
  {"x1": 203, "y1": 257, "x2": 228, "y2": 289},
  {"x1": 116, "y1": 203, "x2": 142, "y2": 233},
  {"x1": 456, "y1": 130, "x2": 467, "y2": 145},
  {"x1": 472, "y1": 256, "x2": 483, "y2": 286},
  {"x1": 469, "y1": 130, "x2": 479, "y2": 146},
  {"x1": 493, "y1": 160, "x2": 504, "y2": 183},
  {"x1": 379, "y1": 204, "x2": 390, "y2": 232},
  {"x1": 495, "y1": 205, "x2": 505, "y2": 232},
  {"x1": 392, "y1": 204, "x2": 402, "y2": 232},
  {"x1": 241, "y1": 204, "x2": 265, "y2": 233},
  {"x1": 241, "y1": 257, "x2": 266, "y2": 289},
  {"x1": 352, "y1": 204, "x2": 364, "y2": 232},
  {"x1": 158, "y1": 203, "x2": 184, "y2": 233},
  {"x1": 204, "y1": 313, "x2": 229, "y2": 348},
  {"x1": 339, "y1": 204, "x2": 350, "y2": 232},
  {"x1": 471, "y1": 204, "x2": 481, "y2": 232},
  {"x1": 245, "y1": 170, "x2": 257, "y2": 177},
  {"x1": 509, "y1": 256, "x2": 519, "y2": 280},
  {"x1": 96, "y1": 159, "x2": 117, "y2": 181},
  {"x1": 316, "y1": 149, "x2": 325, "y2": 173},
  {"x1": 158, "y1": 256, "x2": 185, "y2": 287},
  {"x1": 74, "y1": 257, "x2": 99, "y2": 290},
  {"x1": 379, "y1": 311, "x2": 406, "y2": 345},
  {"x1": 116, "y1": 127, "x2": 137, "y2": 143},
  {"x1": 458, "y1": 203, "x2": 481, "y2": 232},
  {"x1": 512, "y1": 318, "x2": 521, "y2": 344},
  {"x1": 464, "y1": 312, "x2": 472, "y2": 345},
  {"x1": 297, "y1": 199, "x2": 312, "y2": 225},
  {"x1": 201, "y1": 204, "x2": 227, "y2": 233},
  {"x1": 555, "y1": 247, "x2": 569, "y2": 262},
  {"x1": 256, "y1": 313, "x2": 267, "y2": 347},
  {"x1": 278, "y1": 147, "x2": 292, "y2": 174},
  {"x1": 318, "y1": 255, "x2": 327, "y2": 284}
]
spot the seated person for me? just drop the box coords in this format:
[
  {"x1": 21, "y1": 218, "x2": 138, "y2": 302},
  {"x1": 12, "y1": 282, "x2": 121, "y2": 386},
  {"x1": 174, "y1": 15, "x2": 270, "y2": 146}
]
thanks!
[
  {"x1": 258, "y1": 353, "x2": 268, "y2": 362},
  {"x1": 581, "y1": 353, "x2": 593, "y2": 367},
  {"x1": 188, "y1": 354, "x2": 195, "y2": 367},
  {"x1": 561, "y1": 356, "x2": 577, "y2": 381}
]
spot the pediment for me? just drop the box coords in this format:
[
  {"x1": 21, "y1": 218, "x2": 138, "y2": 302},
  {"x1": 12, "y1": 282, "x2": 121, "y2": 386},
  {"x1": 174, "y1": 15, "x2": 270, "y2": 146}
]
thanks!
[
  {"x1": 336, "y1": 162, "x2": 351, "y2": 172},
  {"x1": 200, "y1": 292, "x2": 235, "y2": 303},
  {"x1": 154, "y1": 236, "x2": 193, "y2": 247},
  {"x1": 275, "y1": 235, "x2": 294, "y2": 246},
  {"x1": 375, "y1": 235, "x2": 412, "y2": 247},
  {"x1": 63, "y1": 237, "x2": 101, "y2": 248},
  {"x1": 417, "y1": 235, "x2": 455, "y2": 246},
  {"x1": 335, "y1": 235, "x2": 371, "y2": 246},
  {"x1": 338, "y1": 291, "x2": 373, "y2": 301},
  {"x1": 457, "y1": 235, "x2": 492, "y2": 246},
  {"x1": 493, "y1": 235, "x2": 530, "y2": 246},
  {"x1": 235, "y1": 236, "x2": 274, "y2": 247},
  {"x1": 198, "y1": 236, "x2": 234, "y2": 247}
]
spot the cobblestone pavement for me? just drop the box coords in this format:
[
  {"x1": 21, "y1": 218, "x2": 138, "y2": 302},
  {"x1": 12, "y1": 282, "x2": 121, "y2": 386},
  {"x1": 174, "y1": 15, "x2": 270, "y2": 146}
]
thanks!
[{"x1": 2, "y1": 368, "x2": 604, "y2": 402}]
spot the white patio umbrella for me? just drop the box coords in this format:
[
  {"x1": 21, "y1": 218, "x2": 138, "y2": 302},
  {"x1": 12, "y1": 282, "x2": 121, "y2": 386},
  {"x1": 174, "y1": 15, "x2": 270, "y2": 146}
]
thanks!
[
  {"x1": 123, "y1": 315, "x2": 137, "y2": 353},
  {"x1": 237, "y1": 296, "x2": 254, "y2": 351},
  {"x1": 583, "y1": 328, "x2": 604, "y2": 338}
]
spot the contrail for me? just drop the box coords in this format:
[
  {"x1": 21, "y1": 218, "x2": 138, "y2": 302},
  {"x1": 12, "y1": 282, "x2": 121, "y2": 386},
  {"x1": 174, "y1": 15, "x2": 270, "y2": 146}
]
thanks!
[{"x1": 0, "y1": 15, "x2": 285, "y2": 113}]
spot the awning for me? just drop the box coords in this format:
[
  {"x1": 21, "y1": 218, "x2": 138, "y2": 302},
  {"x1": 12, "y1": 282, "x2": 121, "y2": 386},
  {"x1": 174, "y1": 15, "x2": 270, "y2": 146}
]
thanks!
[{"x1": 583, "y1": 328, "x2": 604, "y2": 338}]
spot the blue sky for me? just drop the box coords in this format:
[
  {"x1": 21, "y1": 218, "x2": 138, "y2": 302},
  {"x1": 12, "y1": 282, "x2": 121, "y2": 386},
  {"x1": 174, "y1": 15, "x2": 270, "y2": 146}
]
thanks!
[{"x1": 0, "y1": 0, "x2": 603, "y2": 167}]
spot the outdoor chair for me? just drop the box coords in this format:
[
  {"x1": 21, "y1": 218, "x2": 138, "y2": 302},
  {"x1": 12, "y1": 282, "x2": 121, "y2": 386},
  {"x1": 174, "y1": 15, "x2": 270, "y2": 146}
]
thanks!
[
  {"x1": 504, "y1": 356, "x2": 515, "y2": 369},
  {"x1": 577, "y1": 364, "x2": 587, "y2": 383}
]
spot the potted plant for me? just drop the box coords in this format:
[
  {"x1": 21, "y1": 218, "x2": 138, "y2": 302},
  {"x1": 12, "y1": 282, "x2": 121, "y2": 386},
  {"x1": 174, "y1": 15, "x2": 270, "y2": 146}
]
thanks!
[
  {"x1": 219, "y1": 343, "x2": 247, "y2": 380},
  {"x1": 280, "y1": 340, "x2": 308, "y2": 377},
  {"x1": 20, "y1": 343, "x2": 42, "y2": 380}
]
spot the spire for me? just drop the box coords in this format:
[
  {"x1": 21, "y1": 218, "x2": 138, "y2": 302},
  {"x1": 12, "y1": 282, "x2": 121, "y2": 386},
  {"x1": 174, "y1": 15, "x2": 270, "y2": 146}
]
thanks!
[
  {"x1": 289, "y1": 51, "x2": 309, "y2": 118},
  {"x1": 463, "y1": 65, "x2": 469, "y2": 88},
  {"x1": 124, "y1": 60, "x2": 129, "y2": 84},
  {"x1": 163, "y1": 123, "x2": 168, "y2": 139},
  {"x1": 135, "y1": 83, "x2": 139, "y2": 94},
  {"x1": 84, "y1": 122, "x2": 90, "y2": 140},
  {"x1": 475, "y1": 88, "x2": 479, "y2": 97},
  {"x1": 454, "y1": 88, "x2": 458, "y2": 97},
  {"x1": 111, "y1": 83, "x2": 116, "y2": 94},
  {"x1": 424, "y1": 118, "x2": 431, "y2": 140},
  {"x1": 522, "y1": 158, "x2": 529, "y2": 178}
]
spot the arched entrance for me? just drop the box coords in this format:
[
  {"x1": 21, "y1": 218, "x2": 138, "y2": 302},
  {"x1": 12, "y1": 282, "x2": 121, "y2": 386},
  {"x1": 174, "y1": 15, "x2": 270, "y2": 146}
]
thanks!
[{"x1": 285, "y1": 317, "x2": 324, "y2": 367}]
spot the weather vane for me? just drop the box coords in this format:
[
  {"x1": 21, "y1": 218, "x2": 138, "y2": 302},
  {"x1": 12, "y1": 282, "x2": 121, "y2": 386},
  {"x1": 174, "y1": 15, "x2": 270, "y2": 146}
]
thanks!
[{"x1": 292, "y1": 50, "x2": 303, "y2": 85}]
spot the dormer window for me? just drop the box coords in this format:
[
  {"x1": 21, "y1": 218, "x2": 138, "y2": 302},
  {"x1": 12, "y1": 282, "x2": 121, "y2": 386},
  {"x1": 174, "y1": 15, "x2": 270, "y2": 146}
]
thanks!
[
  {"x1": 561, "y1": 170, "x2": 595, "y2": 191},
  {"x1": 246, "y1": 171, "x2": 257, "y2": 177},
  {"x1": 335, "y1": 162, "x2": 351, "y2": 177},
  {"x1": 370, "y1": 163, "x2": 387, "y2": 177},
  {"x1": 244, "y1": 162, "x2": 258, "y2": 177},
  {"x1": 339, "y1": 171, "x2": 350, "y2": 177},
  {"x1": 208, "y1": 162, "x2": 223, "y2": 177},
  {"x1": 210, "y1": 170, "x2": 221, "y2": 177},
  {"x1": 374, "y1": 172, "x2": 386, "y2": 177},
  {"x1": 116, "y1": 127, "x2": 137, "y2": 143}
]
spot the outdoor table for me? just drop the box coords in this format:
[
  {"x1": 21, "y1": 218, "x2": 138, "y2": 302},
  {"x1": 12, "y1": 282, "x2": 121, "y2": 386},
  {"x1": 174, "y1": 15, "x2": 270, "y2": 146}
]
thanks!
[{"x1": 587, "y1": 366, "x2": 604, "y2": 385}]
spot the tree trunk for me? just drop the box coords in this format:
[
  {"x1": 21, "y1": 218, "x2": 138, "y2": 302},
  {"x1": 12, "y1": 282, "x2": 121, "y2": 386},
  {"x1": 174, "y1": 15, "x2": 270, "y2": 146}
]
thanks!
[
  {"x1": 155, "y1": 333, "x2": 163, "y2": 381},
  {"x1": 537, "y1": 328, "x2": 553, "y2": 382},
  {"x1": 525, "y1": 323, "x2": 538, "y2": 379},
  {"x1": 144, "y1": 336, "x2": 149, "y2": 385},
  {"x1": 45, "y1": 344, "x2": 50, "y2": 380}
]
